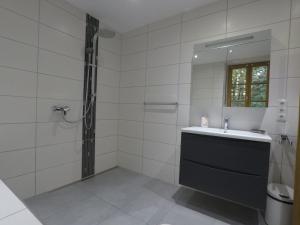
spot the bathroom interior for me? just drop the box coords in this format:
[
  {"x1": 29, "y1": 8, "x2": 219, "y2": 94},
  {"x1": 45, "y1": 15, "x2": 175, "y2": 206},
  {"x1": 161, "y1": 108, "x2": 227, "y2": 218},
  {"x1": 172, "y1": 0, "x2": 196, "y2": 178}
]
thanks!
[{"x1": 0, "y1": 0, "x2": 299, "y2": 225}]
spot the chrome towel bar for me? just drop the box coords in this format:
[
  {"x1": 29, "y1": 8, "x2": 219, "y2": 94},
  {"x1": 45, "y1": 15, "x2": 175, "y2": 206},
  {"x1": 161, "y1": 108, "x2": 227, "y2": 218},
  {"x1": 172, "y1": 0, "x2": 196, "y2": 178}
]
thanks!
[{"x1": 144, "y1": 102, "x2": 178, "y2": 106}]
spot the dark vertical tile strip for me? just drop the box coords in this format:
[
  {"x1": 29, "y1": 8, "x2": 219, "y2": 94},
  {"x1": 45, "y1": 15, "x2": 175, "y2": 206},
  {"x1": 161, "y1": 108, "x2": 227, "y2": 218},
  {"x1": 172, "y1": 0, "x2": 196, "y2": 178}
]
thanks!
[{"x1": 82, "y1": 14, "x2": 99, "y2": 179}]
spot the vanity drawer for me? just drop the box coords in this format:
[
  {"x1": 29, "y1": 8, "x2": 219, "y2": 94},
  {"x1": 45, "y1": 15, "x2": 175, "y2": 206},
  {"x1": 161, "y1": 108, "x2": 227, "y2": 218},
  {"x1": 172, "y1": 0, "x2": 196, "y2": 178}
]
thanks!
[
  {"x1": 181, "y1": 133, "x2": 270, "y2": 176},
  {"x1": 179, "y1": 160, "x2": 267, "y2": 209}
]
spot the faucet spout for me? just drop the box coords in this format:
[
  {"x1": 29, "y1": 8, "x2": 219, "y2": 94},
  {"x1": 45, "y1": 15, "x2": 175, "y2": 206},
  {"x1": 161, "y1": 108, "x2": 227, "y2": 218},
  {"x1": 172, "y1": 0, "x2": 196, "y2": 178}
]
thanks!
[{"x1": 224, "y1": 117, "x2": 230, "y2": 133}]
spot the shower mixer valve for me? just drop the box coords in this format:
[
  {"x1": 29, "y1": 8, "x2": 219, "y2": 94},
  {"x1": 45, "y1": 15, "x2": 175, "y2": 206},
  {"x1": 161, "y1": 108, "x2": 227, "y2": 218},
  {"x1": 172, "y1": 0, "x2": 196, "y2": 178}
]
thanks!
[{"x1": 53, "y1": 105, "x2": 71, "y2": 115}]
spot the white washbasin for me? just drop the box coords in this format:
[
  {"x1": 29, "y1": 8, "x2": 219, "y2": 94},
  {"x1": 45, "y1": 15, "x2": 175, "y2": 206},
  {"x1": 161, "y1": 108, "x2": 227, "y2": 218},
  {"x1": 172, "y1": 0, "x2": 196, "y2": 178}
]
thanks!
[{"x1": 182, "y1": 127, "x2": 272, "y2": 143}]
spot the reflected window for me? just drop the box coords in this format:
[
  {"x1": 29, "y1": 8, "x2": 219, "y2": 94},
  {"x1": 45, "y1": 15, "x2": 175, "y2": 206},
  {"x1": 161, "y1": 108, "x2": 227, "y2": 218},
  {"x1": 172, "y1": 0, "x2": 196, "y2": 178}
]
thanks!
[{"x1": 226, "y1": 61, "x2": 269, "y2": 107}]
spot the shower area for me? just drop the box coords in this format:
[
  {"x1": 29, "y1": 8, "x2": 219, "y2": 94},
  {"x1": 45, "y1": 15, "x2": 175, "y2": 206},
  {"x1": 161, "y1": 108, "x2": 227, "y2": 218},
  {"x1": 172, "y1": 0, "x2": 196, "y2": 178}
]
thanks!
[
  {"x1": 0, "y1": 0, "x2": 120, "y2": 201},
  {"x1": 53, "y1": 14, "x2": 117, "y2": 180}
]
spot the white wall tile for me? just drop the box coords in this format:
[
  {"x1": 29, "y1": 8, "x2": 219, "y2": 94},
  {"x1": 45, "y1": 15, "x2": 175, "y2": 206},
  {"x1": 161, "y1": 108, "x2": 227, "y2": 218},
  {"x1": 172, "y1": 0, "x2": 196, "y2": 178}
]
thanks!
[
  {"x1": 118, "y1": 120, "x2": 143, "y2": 139},
  {"x1": 288, "y1": 48, "x2": 300, "y2": 77},
  {"x1": 148, "y1": 15, "x2": 181, "y2": 31},
  {"x1": 178, "y1": 84, "x2": 191, "y2": 104},
  {"x1": 228, "y1": 0, "x2": 258, "y2": 9},
  {"x1": 281, "y1": 165, "x2": 295, "y2": 188},
  {"x1": 119, "y1": 104, "x2": 144, "y2": 121},
  {"x1": 95, "y1": 152, "x2": 117, "y2": 174},
  {"x1": 177, "y1": 105, "x2": 190, "y2": 126},
  {"x1": 4, "y1": 173, "x2": 35, "y2": 199},
  {"x1": 98, "y1": 68, "x2": 120, "y2": 87},
  {"x1": 145, "y1": 85, "x2": 177, "y2": 103},
  {"x1": 148, "y1": 24, "x2": 181, "y2": 49},
  {"x1": 0, "y1": 7, "x2": 38, "y2": 46},
  {"x1": 38, "y1": 75, "x2": 83, "y2": 100},
  {"x1": 38, "y1": 49, "x2": 84, "y2": 80},
  {"x1": 269, "y1": 135, "x2": 283, "y2": 164},
  {"x1": 118, "y1": 136, "x2": 142, "y2": 156},
  {"x1": 122, "y1": 34, "x2": 147, "y2": 55},
  {"x1": 36, "y1": 122, "x2": 81, "y2": 146},
  {"x1": 146, "y1": 65, "x2": 179, "y2": 85},
  {"x1": 175, "y1": 146, "x2": 181, "y2": 166},
  {"x1": 0, "y1": 124, "x2": 35, "y2": 153},
  {"x1": 120, "y1": 69, "x2": 146, "y2": 87},
  {"x1": 96, "y1": 120, "x2": 118, "y2": 138},
  {"x1": 118, "y1": 152, "x2": 142, "y2": 173},
  {"x1": 144, "y1": 123, "x2": 177, "y2": 144},
  {"x1": 286, "y1": 107, "x2": 299, "y2": 136},
  {"x1": 268, "y1": 162, "x2": 281, "y2": 183},
  {"x1": 40, "y1": 0, "x2": 85, "y2": 39},
  {"x1": 122, "y1": 26, "x2": 148, "y2": 39},
  {"x1": 0, "y1": 149, "x2": 35, "y2": 179},
  {"x1": 270, "y1": 50, "x2": 288, "y2": 78},
  {"x1": 269, "y1": 79, "x2": 286, "y2": 107},
  {"x1": 0, "y1": 0, "x2": 39, "y2": 20},
  {"x1": 143, "y1": 141, "x2": 176, "y2": 164},
  {"x1": 144, "y1": 107, "x2": 177, "y2": 125},
  {"x1": 179, "y1": 63, "x2": 192, "y2": 84},
  {"x1": 46, "y1": 0, "x2": 85, "y2": 21},
  {"x1": 121, "y1": 51, "x2": 146, "y2": 71},
  {"x1": 182, "y1": 11, "x2": 226, "y2": 42},
  {"x1": 100, "y1": 49, "x2": 120, "y2": 71},
  {"x1": 292, "y1": 0, "x2": 300, "y2": 18},
  {"x1": 290, "y1": 18, "x2": 300, "y2": 48},
  {"x1": 98, "y1": 85, "x2": 119, "y2": 103},
  {"x1": 99, "y1": 36, "x2": 121, "y2": 55},
  {"x1": 119, "y1": 87, "x2": 145, "y2": 104},
  {"x1": 36, "y1": 141, "x2": 82, "y2": 170},
  {"x1": 147, "y1": 44, "x2": 180, "y2": 67},
  {"x1": 95, "y1": 136, "x2": 117, "y2": 155},
  {"x1": 0, "y1": 67, "x2": 36, "y2": 97},
  {"x1": 0, "y1": 96, "x2": 35, "y2": 123},
  {"x1": 227, "y1": 0, "x2": 290, "y2": 32},
  {"x1": 182, "y1": 0, "x2": 227, "y2": 22},
  {"x1": 36, "y1": 161, "x2": 81, "y2": 194},
  {"x1": 39, "y1": 25, "x2": 84, "y2": 60},
  {"x1": 142, "y1": 158, "x2": 175, "y2": 184},
  {"x1": 0, "y1": 37, "x2": 37, "y2": 72},
  {"x1": 287, "y1": 78, "x2": 300, "y2": 107},
  {"x1": 96, "y1": 103, "x2": 119, "y2": 120}
]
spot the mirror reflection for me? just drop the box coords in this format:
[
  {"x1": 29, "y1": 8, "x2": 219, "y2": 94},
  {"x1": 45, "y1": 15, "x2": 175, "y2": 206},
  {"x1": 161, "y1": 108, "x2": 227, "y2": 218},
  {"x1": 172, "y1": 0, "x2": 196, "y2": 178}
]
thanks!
[{"x1": 191, "y1": 30, "x2": 271, "y2": 111}]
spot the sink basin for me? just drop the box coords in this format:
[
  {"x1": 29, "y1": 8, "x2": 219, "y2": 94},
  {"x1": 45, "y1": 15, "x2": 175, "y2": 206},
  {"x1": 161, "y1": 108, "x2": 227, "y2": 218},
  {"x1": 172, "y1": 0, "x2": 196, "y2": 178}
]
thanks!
[{"x1": 181, "y1": 127, "x2": 272, "y2": 143}]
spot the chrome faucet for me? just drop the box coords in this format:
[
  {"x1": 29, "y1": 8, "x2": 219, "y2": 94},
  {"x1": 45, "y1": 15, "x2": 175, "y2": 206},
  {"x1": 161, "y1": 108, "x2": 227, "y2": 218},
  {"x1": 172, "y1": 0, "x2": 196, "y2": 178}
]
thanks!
[{"x1": 224, "y1": 117, "x2": 230, "y2": 132}]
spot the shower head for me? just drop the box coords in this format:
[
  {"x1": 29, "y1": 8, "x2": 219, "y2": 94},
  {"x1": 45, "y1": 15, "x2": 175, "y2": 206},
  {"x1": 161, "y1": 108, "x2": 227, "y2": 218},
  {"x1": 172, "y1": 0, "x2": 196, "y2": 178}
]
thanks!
[{"x1": 98, "y1": 28, "x2": 116, "y2": 39}]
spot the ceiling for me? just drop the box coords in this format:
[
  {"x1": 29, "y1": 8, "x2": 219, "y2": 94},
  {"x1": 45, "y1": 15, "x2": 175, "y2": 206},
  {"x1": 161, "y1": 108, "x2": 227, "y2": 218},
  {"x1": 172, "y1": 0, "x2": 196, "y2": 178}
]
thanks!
[{"x1": 66, "y1": 0, "x2": 219, "y2": 33}]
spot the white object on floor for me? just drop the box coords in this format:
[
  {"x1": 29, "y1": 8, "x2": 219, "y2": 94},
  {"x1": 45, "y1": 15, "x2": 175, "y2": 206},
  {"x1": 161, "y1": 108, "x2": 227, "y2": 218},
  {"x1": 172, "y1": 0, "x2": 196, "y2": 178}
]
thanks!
[
  {"x1": 0, "y1": 180, "x2": 42, "y2": 225},
  {"x1": 265, "y1": 183, "x2": 294, "y2": 225},
  {"x1": 182, "y1": 126, "x2": 272, "y2": 143}
]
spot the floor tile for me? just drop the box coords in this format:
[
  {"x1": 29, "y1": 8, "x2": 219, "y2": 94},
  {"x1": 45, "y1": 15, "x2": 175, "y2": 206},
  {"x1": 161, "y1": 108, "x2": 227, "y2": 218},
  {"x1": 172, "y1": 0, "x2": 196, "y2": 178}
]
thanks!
[
  {"x1": 42, "y1": 197, "x2": 116, "y2": 225},
  {"x1": 26, "y1": 168, "x2": 264, "y2": 225},
  {"x1": 99, "y1": 209, "x2": 145, "y2": 225}
]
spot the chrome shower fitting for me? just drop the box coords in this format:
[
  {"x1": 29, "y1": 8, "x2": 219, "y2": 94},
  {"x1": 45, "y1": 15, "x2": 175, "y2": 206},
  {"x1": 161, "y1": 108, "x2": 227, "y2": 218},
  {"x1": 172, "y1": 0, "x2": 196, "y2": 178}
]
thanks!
[{"x1": 53, "y1": 105, "x2": 71, "y2": 115}]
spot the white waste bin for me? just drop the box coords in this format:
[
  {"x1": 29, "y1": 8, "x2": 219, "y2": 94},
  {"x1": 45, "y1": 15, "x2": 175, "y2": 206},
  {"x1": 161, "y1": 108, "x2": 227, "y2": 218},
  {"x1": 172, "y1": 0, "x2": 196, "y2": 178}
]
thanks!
[{"x1": 265, "y1": 183, "x2": 294, "y2": 225}]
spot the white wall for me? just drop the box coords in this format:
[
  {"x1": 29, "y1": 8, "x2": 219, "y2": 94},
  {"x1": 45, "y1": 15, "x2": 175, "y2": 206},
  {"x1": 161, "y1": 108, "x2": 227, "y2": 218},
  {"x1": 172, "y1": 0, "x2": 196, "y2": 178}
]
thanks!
[
  {"x1": 0, "y1": 0, "x2": 120, "y2": 199},
  {"x1": 119, "y1": 0, "x2": 299, "y2": 188}
]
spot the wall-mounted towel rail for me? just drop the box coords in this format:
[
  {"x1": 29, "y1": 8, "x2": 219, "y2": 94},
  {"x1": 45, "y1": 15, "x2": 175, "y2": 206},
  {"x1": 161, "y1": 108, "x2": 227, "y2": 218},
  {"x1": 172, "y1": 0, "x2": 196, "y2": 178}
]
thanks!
[{"x1": 144, "y1": 102, "x2": 178, "y2": 106}]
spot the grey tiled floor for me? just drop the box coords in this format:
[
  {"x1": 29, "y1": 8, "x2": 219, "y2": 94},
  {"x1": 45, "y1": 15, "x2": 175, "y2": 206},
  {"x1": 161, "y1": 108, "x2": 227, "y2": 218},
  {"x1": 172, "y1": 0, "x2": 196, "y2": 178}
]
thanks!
[{"x1": 25, "y1": 168, "x2": 266, "y2": 225}]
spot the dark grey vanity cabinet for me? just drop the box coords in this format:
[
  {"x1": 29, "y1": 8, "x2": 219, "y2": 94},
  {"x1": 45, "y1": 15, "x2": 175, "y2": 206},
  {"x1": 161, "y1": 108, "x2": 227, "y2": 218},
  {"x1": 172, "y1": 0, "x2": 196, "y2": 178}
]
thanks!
[{"x1": 179, "y1": 133, "x2": 270, "y2": 210}]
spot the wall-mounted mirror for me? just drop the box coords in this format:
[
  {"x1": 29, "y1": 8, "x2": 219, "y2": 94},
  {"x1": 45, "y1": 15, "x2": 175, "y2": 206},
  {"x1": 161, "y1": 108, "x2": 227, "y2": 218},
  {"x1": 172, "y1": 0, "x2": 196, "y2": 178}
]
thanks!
[
  {"x1": 189, "y1": 30, "x2": 271, "y2": 127},
  {"x1": 191, "y1": 30, "x2": 271, "y2": 110}
]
